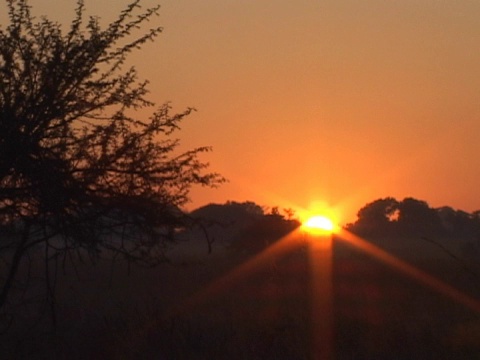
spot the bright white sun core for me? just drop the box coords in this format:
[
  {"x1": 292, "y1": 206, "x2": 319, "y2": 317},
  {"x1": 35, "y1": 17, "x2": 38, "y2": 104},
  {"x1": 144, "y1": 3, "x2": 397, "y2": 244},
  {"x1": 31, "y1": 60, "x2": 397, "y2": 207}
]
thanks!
[{"x1": 302, "y1": 215, "x2": 335, "y2": 234}]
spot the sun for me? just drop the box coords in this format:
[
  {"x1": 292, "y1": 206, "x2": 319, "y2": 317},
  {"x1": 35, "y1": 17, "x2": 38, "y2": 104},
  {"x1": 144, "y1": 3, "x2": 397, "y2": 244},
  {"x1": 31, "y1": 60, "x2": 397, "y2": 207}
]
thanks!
[
  {"x1": 302, "y1": 215, "x2": 336, "y2": 234},
  {"x1": 297, "y1": 202, "x2": 340, "y2": 235}
]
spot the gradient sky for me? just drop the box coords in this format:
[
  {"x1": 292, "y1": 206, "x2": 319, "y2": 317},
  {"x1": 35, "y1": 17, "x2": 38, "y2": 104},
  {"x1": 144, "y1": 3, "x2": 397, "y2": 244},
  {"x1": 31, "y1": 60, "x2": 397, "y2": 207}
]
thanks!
[{"x1": 3, "y1": 0, "x2": 480, "y2": 224}]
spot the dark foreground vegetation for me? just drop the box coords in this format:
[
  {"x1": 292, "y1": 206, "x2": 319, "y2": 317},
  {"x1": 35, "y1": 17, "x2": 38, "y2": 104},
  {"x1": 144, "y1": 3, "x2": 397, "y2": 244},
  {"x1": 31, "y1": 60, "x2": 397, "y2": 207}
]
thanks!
[
  {"x1": 2, "y1": 200, "x2": 480, "y2": 359},
  {"x1": 0, "y1": 0, "x2": 222, "y2": 324}
]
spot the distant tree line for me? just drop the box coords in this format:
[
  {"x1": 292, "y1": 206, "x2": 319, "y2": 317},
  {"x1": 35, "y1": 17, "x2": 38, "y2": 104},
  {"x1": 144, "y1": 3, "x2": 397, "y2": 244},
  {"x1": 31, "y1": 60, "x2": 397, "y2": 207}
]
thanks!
[
  {"x1": 346, "y1": 197, "x2": 480, "y2": 241},
  {"x1": 189, "y1": 201, "x2": 300, "y2": 255}
]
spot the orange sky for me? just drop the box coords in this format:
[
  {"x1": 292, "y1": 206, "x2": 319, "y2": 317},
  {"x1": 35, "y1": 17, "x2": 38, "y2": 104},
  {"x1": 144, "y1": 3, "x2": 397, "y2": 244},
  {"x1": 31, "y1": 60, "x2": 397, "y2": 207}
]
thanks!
[{"x1": 3, "y1": 0, "x2": 480, "y2": 224}]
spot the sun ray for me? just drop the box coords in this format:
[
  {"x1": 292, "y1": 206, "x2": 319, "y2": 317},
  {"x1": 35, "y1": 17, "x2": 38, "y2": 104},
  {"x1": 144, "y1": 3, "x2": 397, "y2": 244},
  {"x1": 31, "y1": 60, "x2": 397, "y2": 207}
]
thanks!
[
  {"x1": 167, "y1": 228, "x2": 304, "y2": 317},
  {"x1": 308, "y1": 232, "x2": 334, "y2": 360},
  {"x1": 164, "y1": 202, "x2": 480, "y2": 360},
  {"x1": 337, "y1": 229, "x2": 480, "y2": 314}
]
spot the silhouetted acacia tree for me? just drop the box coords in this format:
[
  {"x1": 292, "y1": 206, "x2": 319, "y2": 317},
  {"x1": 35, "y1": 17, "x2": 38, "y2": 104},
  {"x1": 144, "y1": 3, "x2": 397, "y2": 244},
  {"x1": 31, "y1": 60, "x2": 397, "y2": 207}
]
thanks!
[{"x1": 0, "y1": 0, "x2": 223, "y2": 313}]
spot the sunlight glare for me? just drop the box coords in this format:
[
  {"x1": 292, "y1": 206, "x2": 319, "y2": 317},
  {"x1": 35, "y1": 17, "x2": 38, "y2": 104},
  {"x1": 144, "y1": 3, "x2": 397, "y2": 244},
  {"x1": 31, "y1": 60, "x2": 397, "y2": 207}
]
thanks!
[{"x1": 303, "y1": 215, "x2": 335, "y2": 234}]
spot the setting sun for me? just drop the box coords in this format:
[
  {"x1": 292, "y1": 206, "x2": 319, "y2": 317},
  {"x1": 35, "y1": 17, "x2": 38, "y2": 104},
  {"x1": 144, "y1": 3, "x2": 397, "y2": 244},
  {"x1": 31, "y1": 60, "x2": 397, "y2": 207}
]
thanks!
[{"x1": 302, "y1": 215, "x2": 335, "y2": 234}]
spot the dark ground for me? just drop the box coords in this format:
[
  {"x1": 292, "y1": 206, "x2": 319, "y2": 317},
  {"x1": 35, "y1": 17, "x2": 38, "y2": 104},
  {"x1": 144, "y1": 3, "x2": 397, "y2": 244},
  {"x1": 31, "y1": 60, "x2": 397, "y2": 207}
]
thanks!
[{"x1": 1, "y1": 237, "x2": 480, "y2": 359}]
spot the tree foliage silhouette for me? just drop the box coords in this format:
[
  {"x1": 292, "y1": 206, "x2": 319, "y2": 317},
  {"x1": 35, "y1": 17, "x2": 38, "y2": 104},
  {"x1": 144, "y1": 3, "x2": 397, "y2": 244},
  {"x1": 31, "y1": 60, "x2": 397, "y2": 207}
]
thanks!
[
  {"x1": 350, "y1": 197, "x2": 399, "y2": 236},
  {"x1": 348, "y1": 197, "x2": 480, "y2": 240},
  {"x1": 0, "y1": 0, "x2": 223, "y2": 312}
]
